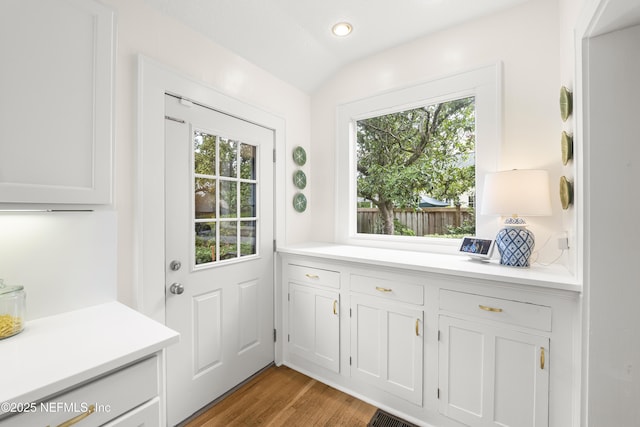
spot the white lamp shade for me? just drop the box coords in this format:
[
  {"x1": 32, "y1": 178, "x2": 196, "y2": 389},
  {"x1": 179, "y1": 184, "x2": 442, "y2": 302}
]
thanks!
[{"x1": 481, "y1": 169, "x2": 552, "y2": 217}]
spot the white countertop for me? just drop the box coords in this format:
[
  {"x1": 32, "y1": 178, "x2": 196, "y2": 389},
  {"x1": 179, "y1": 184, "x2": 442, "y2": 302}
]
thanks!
[
  {"x1": 0, "y1": 302, "x2": 179, "y2": 413},
  {"x1": 278, "y1": 242, "x2": 581, "y2": 292}
]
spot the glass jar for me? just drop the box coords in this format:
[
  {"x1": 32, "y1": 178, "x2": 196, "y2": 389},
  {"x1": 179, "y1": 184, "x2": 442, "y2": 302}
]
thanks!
[{"x1": 0, "y1": 279, "x2": 25, "y2": 339}]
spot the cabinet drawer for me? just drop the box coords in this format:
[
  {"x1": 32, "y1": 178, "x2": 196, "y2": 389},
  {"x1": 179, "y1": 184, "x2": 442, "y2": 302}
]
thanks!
[
  {"x1": 1, "y1": 356, "x2": 158, "y2": 427},
  {"x1": 288, "y1": 263, "x2": 340, "y2": 289},
  {"x1": 350, "y1": 274, "x2": 424, "y2": 305},
  {"x1": 439, "y1": 290, "x2": 551, "y2": 332},
  {"x1": 102, "y1": 397, "x2": 160, "y2": 427}
]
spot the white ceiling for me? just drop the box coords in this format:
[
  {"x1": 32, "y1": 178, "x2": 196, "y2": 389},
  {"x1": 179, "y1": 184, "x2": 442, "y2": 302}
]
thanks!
[{"x1": 144, "y1": 0, "x2": 528, "y2": 93}]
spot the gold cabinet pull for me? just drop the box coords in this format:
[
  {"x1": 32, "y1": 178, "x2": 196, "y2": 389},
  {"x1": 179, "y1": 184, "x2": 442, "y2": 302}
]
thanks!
[
  {"x1": 415, "y1": 319, "x2": 420, "y2": 336},
  {"x1": 56, "y1": 404, "x2": 95, "y2": 427},
  {"x1": 305, "y1": 273, "x2": 319, "y2": 279},
  {"x1": 333, "y1": 300, "x2": 338, "y2": 315},
  {"x1": 479, "y1": 304, "x2": 503, "y2": 313},
  {"x1": 375, "y1": 286, "x2": 392, "y2": 293},
  {"x1": 540, "y1": 347, "x2": 545, "y2": 370}
]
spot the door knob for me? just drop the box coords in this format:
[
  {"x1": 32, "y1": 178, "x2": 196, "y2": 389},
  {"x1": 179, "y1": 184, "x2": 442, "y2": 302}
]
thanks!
[{"x1": 169, "y1": 283, "x2": 184, "y2": 295}]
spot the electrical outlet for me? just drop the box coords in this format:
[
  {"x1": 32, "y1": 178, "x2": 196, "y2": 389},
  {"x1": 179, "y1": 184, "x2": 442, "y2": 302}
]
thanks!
[{"x1": 558, "y1": 234, "x2": 570, "y2": 250}]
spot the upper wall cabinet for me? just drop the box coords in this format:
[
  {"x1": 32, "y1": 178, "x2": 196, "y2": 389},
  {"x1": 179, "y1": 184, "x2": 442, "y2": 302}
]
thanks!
[{"x1": 0, "y1": 0, "x2": 115, "y2": 205}]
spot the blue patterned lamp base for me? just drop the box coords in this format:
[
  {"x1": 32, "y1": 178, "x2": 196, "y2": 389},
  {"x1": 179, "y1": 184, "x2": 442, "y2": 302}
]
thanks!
[{"x1": 495, "y1": 219, "x2": 535, "y2": 267}]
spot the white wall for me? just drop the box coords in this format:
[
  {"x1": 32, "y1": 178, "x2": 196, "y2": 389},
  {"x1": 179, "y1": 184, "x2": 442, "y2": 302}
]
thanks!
[
  {"x1": 100, "y1": 0, "x2": 312, "y2": 307},
  {"x1": 559, "y1": 0, "x2": 586, "y2": 276},
  {"x1": 0, "y1": 211, "x2": 117, "y2": 320},
  {"x1": 310, "y1": 0, "x2": 571, "y2": 265}
]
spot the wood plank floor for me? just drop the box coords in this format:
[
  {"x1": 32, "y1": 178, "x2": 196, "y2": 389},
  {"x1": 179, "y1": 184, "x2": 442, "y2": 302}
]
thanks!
[{"x1": 183, "y1": 365, "x2": 378, "y2": 426}]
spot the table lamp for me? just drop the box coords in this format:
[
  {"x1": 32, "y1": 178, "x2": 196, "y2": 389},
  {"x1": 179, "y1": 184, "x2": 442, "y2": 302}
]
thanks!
[{"x1": 481, "y1": 170, "x2": 552, "y2": 267}]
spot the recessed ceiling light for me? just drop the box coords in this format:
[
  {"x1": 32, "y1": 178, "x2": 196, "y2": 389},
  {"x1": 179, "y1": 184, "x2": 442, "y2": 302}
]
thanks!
[{"x1": 332, "y1": 22, "x2": 353, "y2": 37}]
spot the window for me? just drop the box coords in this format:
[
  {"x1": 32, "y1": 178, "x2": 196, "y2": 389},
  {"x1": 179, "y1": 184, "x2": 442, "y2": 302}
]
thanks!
[
  {"x1": 356, "y1": 96, "x2": 476, "y2": 237},
  {"x1": 194, "y1": 131, "x2": 258, "y2": 265},
  {"x1": 336, "y1": 64, "x2": 501, "y2": 252}
]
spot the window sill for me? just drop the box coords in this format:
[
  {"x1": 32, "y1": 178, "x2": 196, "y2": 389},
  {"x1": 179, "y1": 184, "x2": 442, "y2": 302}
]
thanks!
[{"x1": 278, "y1": 241, "x2": 580, "y2": 293}]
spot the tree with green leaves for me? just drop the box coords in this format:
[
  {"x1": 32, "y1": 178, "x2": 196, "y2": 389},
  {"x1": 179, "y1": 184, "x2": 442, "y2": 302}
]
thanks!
[{"x1": 356, "y1": 97, "x2": 475, "y2": 235}]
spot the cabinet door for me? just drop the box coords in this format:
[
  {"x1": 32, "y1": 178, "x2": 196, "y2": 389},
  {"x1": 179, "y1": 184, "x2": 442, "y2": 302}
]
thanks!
[
  {"x1": 439, "y1": 316, "x2": 549, "y2": 427},
  {"x1": 351, "y1": 294, "x2": 423, "y2": 405},
  {"x1": 289, "y1": 283, "x2": 340, "y2": 372},
  {"x1": 0, "y1": 0, "x2": 114, "y2": 204}
]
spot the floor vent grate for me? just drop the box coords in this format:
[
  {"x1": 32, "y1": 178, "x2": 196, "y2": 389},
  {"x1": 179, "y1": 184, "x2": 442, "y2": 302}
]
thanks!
[{"x1": 368, "y1": 409, "x2": 419, "y2": 427}]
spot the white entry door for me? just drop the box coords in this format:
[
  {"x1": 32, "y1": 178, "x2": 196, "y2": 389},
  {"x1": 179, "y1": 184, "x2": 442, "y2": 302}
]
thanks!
[{"x1": 164, "y1": 94, "x2": 275, "y2": 425}]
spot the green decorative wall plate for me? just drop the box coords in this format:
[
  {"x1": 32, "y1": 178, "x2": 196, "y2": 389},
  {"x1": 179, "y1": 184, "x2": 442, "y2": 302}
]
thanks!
[
  {"x1": 293, "y1": 192, "x2": 307, "y2": 212},
  {"x1": 293, "y1": 146, "x2": 307, "y2": 166},
  {"x1": 293, "y1": 170, "x2": 307, "y2": 189},
  {"x1": 560, "y1": 86, "x2": 573, "y2": 122},
  {"x1": 559, "y1": 176, "x2": 573, "y2": 210},
  {"x1": 561, "y1": 131, "x2": 573, "y2": 165}
]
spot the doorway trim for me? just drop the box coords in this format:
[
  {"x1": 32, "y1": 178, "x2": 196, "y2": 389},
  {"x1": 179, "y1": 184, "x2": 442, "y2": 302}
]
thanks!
[
  {"x1": 575, "y1": 1, "x2": 640, "y2": 426},
  {"x1": 135, "y1": 55, "x2": 285, "y2": 326}
]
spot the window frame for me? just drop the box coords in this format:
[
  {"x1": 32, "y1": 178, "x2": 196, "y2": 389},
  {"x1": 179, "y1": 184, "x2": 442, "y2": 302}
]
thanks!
[
  {"x1": 192, "y1": 130, "x2": 261, "y2": 268},
  {"x1": 335, "y1": 64, "x2": 502, "y2": 253}
]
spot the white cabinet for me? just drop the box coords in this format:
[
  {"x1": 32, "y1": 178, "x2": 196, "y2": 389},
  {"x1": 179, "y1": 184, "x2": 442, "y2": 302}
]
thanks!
[
  {"x1": 0, "y1": 0, "x2": 114, "y2": 205},
  {"x1": 286, "y1": 263, "x2": 340, "y2": 373},
  {"x1": 289, "y1": 282, "x2": 340, "y2": 373},
  {"x1": 0, "y1": 303, "x2": 179, "y2": 427},
  {"x1": 279, "y1": 247, "x2": 578, "y2": 427},
  {"x1": 1, "y1": 356, "x2": 160, "y2": 427},
  {"x1": 438, "y1": 290, "x2": 550, "y2": 427},
  {"x1": 350, "y1": 274, "x2": 424, "y2": 406}
]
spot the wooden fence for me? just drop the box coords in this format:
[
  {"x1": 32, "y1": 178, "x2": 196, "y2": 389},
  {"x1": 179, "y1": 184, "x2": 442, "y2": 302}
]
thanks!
[{"x1": 357, "y1": 207, "x2": 472, "y2": 236}]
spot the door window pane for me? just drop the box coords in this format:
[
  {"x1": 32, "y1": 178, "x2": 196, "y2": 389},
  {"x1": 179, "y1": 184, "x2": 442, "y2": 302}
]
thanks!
[
  {"x1": 240, "y1": 144, "x2": 256, "y2": 180},
  {"x1": 220, "y1": 221, "x2": 238, "y2": 260},
  {"x1": 194, "y1": 131, "x2": 216, "y2": 176},
  {"x1": 219, "y1": 138, "x2": 237, "y2": 177},
  {"x1": 195, "y1": 222, "x2": 216, "y2": 265},
  {"x1": 195, "y1": 178, "x2": 216, "y2": 219},
  {"x1": 220, "y1": 180, "x2": 238, "y2": 217},
  {"x1": 240, "y1": 221, "x2": 256, "y2": 256},
  {"x1": 240, "y1": 183, "x2": 256, "y2": 218}
]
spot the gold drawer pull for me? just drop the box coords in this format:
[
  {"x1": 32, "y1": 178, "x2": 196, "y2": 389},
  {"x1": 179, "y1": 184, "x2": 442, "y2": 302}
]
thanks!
[
  {"x1": 479, "y1": 304, "x2": 503, "y2": 313},
  {"x1": 540, "y1": 347, "x2": 545, "y2": 370},
  {"x1": 333, "y1": 300, "x2": 338, "y2": 315},
  {"x1": 305, "y1": 273, "x2": 319, "y2": 279},
  {"x1": 376, "y1": 286, "x2": 392, "y2": 293},
  {"x1": 56, "y1": 404, "x2": 95, "y2": 427},
  {"x1": 415, "y1": 319, "x2": 420, "y2": 336}
]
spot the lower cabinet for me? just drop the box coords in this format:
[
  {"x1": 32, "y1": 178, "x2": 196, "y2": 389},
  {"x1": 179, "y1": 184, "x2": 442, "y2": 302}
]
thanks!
[
  {"x1": 350, "y1": 293, "x2": 423, "y2": 405},
  {"x1": 438, "y1": 290, "x2": 551, "y2": 427},
  {"x1": 280, "y1": 253, "x2": 576, "y2": 427},
  {"x1": 1, "y1": 356, "x2": 160, "y2": 427},
  {"x1": 288, "y1": 282, "x2": 340, "y2": 373}
]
